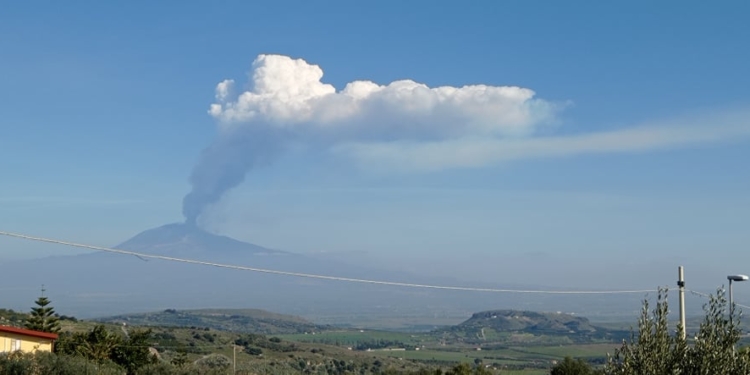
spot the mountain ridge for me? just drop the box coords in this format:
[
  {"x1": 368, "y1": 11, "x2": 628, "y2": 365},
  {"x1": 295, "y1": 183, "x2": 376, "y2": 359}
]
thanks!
[
  {"x1": 97, "y1": 308, "x2": 328, "y2": 334},
  {"x1": 0, "y1": 224, "x2": 647, "y2": 323}
]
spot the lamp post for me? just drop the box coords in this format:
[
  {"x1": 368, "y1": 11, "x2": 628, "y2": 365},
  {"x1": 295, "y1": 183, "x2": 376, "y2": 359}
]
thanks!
[{"x1": 727, "y1": 274, "x2": 748, "y2": 325}]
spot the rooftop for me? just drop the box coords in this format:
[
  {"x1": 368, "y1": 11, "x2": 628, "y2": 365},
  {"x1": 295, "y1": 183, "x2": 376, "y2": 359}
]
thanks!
[{"x1": 0, "y1": 325, "x2": 58, "y2": 340}]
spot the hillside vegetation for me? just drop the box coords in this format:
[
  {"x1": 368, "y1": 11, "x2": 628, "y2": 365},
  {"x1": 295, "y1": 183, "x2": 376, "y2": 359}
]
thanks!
[
  {"x1": 97, "y1": 308, "x2": 327, "y2": 334},
  {"x1": 19, "y1": 300, "x2": 748, "y2": 374},
  {"x1": 460, "y1": 310, "x2": 596, "y2": 333},
  {"x1": 0, "y1": 308, "x2": 30, "y2": 327},
  {"x1": 436, "y1": 310, "x2": 627, "y2": 345}
]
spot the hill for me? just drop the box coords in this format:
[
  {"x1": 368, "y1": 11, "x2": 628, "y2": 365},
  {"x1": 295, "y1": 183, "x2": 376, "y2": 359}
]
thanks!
[
  {"x1": 5, "y1": 305, "x2": 631, "y2": 373},
  {"x1": 435, "y1": 310, "x2": 628, "y2": 345},
  {"x1": 460, "y1": 310, "x2": 597, "y2": 334},
  {"x1": 50, "y1": 315, "x2": 438, "y2": 374},
  {"x1": 0, "y1": 308, "x2": 29, "y2": 327},
  {"x1": 97, "y1": 308, "x2": 327, "y2": 334}
]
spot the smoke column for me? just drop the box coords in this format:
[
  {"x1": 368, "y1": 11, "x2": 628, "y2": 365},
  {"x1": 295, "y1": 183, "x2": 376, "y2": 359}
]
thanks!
[{"x1": 182, "y1": 128, "x2": 278, "y2": 226}]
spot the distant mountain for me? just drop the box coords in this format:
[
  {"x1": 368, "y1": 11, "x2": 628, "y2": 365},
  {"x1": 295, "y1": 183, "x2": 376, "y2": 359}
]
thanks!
[
  {"x1": 0, "y1": 223, "x2": 518, "y2": 320},
  {"x1": 0, "y1": 223, "x2": 647, "y2": 324},
  {"x1": 115, "y1": 223, "x2": 284, "y2": 260},
  {"x1": 435, "y1": 309, "x2": 628, "y2": 345},
  {"x1": 97, "y1": 308, "x2": 327, "y2": 334}
]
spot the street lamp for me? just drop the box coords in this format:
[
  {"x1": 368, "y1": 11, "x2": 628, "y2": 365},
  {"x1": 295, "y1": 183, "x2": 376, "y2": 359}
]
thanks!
[{"x1": 727, "y1": 274, "x2": 748, "y2": 324}]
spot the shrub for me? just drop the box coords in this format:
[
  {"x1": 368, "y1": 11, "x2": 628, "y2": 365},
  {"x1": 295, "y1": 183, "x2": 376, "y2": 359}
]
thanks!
[{"x1": 606, "y1": 287, "x2": 750, "y2": 374}]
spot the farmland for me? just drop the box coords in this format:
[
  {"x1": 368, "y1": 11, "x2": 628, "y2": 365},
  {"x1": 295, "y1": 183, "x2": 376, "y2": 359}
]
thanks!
[
  {"x1": 278, "y1": 328, "x2": 617, "y2": 372},
  {"x1": 0, "y1": 306, "x2": 630, "y2": 373}
]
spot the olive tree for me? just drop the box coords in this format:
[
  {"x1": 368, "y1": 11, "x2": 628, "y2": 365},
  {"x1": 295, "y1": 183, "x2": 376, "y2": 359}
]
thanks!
[{"x1": 606, "y1": 287, "x2": 750, "y2": 375}]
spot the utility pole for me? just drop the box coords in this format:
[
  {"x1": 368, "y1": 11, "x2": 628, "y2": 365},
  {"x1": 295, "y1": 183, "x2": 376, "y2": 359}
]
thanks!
[{"x1": 677, "y1": 266, "x2": 686, "y2": 340}]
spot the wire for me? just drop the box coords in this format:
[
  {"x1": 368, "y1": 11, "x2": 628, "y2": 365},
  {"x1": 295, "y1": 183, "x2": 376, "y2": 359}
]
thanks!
[
  {"x1": 688, "y1": 289, "x2": 710, "y2": 298},
  {"x1": 0, "y1": 230, "x2": 656, "y2": 295},
  {"x1": 687, "y1": 289, "x2": 750, "y2": 310}
]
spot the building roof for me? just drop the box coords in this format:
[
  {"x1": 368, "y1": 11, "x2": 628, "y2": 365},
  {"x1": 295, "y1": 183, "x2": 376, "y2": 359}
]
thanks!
[{"x1": 0, "y1": 325, "x2": 58, "y2": 340}]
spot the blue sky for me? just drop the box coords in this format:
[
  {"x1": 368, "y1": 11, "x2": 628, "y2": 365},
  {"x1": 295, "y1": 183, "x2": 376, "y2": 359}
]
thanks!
[{"x1": 1, "y1": 1, "x2": 749, "y2": 292}]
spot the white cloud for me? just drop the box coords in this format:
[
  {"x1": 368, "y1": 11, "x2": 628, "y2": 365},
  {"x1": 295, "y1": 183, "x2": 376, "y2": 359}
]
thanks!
[
  {"x1": 214, "y1": 79, "x2": 234, "y2": 102},
  {"x1": 206, "y1": 54, "x2": 750, "y2": 172},
  {"x1": 209, "y1": 54, "x2": 559, "y2": 138},
  {"x1": 335, "y1": 111, "x2": 750, "y2": 171}
]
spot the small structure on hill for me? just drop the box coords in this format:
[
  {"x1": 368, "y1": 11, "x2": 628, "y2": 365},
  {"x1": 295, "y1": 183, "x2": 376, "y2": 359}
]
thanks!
[{"x1": 0, "y1": 325, "x2": 58, "y2": 353}]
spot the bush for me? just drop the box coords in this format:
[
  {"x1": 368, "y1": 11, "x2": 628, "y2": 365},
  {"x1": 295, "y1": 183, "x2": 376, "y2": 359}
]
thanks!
[
  {"x1": 0, "y1": 352, "x2": 122, "y2": 375},
  {"x1": 606, "y1": 287, "x2": 750, "y2": 374},
  {"x1": 245, "y1": 347, "x2": 263, "y2": 356},
  {"x1": 194, "y1": 354, "x2": 231, "y2": 370},
  {"x1": 551, "y1": 356, "x2": 600, "y2": 375}
]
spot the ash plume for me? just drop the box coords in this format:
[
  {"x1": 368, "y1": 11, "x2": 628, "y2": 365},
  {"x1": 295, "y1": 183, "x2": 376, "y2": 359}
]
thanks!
[
  {"x1": 182, "y1": 54, "x2": 558, "y2": 224},
  {"x1": 182, "y1": 128, "x2": 279, "y2": 226}
]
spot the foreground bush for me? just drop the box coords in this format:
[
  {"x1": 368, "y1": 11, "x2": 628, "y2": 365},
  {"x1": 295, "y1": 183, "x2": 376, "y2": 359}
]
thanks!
[
  {"x1": 548, "y1": 288, "x2": 750, "y2": 375},
  {"x1": 0, "y1": 351, "x2": 494, "y2": 375},
  {"x1": 55, "y1": 324, "x2": 156, "y2": 374},
  {"x1": 0, "y1": 352, "x2": 122, "y2": 375},
  {"x1": 0, "y1": 352, "x2": 238, "y2": 375},
  {"x1": 605, "y1": 288, "x2": 750, "y2": 374}
]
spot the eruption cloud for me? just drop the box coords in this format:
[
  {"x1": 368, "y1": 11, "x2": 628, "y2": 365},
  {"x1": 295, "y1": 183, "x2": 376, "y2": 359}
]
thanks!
[
  {"x1": 182, "y1": 128, "x2": 279, "y2": 226},
  {"x1": 182, "y1": 54, "x2": 559, "y2": 224}
]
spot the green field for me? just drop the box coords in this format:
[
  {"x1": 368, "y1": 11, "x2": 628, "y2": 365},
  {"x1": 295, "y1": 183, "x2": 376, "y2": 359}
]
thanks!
[
  {"x1": 279, "y1": 327, "x2": 618, "y2": 373},
  {"x1": 5, "y1": 306, "x2": 627, "y2": 373},
  {"x1": 279, "y1": 330, "x2": 420, "y2": 346},
  {"x1": 370, "y1": 344, "x2": 614, "y2": 362}
]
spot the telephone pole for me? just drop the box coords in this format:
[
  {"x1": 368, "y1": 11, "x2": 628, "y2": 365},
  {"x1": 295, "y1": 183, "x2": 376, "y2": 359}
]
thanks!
[{"x1": 678, "y1": 266, "x2": 686, "y2": 340}]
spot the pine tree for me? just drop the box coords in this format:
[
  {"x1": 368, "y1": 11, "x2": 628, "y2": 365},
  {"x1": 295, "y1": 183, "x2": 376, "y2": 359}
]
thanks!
[{"x1": 24, "y1": 285, "x2": 61, "y2": 333}]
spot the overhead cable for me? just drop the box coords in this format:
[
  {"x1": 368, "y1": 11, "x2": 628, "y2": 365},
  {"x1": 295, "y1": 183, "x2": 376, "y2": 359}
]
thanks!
[
  {"x1": 688, "y1": 289, "x2": 750, "y2": 310},
  {"x1": 0, "y1": 230, "x2": 656, "y2": 295}
]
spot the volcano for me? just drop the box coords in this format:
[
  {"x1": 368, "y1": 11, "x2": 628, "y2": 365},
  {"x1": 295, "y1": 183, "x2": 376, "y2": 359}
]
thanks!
[
  {"x1": 0, "y1": 224, "x2": 632, "y2": 324},
  {"x1": 115, "y1": 223, "x2": 284, "y2": 260},
  {"x1": 1, "y1": 223, "x2": 485, "y2": 319}
]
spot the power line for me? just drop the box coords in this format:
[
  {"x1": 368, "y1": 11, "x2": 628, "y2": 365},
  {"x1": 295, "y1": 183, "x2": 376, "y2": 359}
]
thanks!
[
  {"x1": 0, "y1": 230, "x2": 656, "y2": 295},
  {"x1": 688, "y1": 289, "x2": 711, "y2": 298},
  {"x1": 688, "y1": 289, "x2": 750, "y2": 310}
]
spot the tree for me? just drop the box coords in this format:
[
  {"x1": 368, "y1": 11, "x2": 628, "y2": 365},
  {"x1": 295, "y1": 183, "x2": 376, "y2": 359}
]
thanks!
[
  {"x1": 606, "y1": 287, "x2": 750, "y2": 374},
  {"x1": 111, "y1": 328, "x2": 156, "y2": 374},
  {"x1": 56, "y1": 324, "x2": 156, "y2": 375},
  {"x1": 445, "y1": 363, "x2": 472, "y2": 375},
  {"x1": 170, "y1": 349, "x2": 189, "y2": 368},
  {"x1": 195, "y1": 354, "x2": 231, "y2": 371},
  {"x1": 73, "y1": 325, "x2": 122, "y2": 363},
  {"x1": 551, "y1": 356, "x2": 597, "y2": 375},
  {"x1": 444, "y1": 362, "x2": 494, "y2": 375},
  {"x1": 24, "y1": 286, "x2": 60, "y2": 333}
]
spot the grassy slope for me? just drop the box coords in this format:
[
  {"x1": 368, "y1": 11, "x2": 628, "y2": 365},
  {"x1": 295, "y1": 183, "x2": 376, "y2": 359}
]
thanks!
[
  {"x1": 436, "y1": 310, "x2": 628, "y2": 345},
  {"x1": 276, "y1": 310, "x2": 629, "y2": 372},
  {"x1": 58, "y1": 317, "x2": 433, "y2": 374},
  {"x1": 96, "y1": 308, "x2": 327, "y2": 334},
  {"x1": 7, "y1": 306, "x2": 625, "y2": 373},
  {"x1": 0, "y1": 309, "x2": 29, "y2": 327}
]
